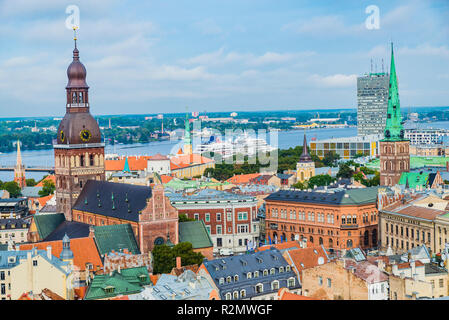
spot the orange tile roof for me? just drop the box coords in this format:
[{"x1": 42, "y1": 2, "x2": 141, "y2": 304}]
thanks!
[
  {"x1": 37, "y1": 194, "x2": 53, "y2": 208},
  {"x1": 18, "y1": 293, "x2": 33, "y2": 300},
  {"x1": 19, "y1": 237, "x2": 102, "y2": 271},
  {"x1": 284, "y1": 246, "x2": 329, "y2": 281},
  {"x1": 226, "y1": 173, "x2": 261, "y2": 184},
  {"x1": 111, "y1": 295, "x2": 130, "y2": 300},
  {"x1": 280, "y1": 292, "x2": 315, "y2": 300},
  {"x1": 105, "y1": 156, "x2": 152, "y2": 172},
  {"x1": 36, "y1": 175, "x2": 56, "y2": 187},
  {"x1": 160, "y1": 175, "x2": 174, "y2": 184},
  {"x1": 150, "y1": 274, "x2": 160, "y2": 286},
  {"x1": 170, "y1": 154, "x2": 214, "y2": 170}
]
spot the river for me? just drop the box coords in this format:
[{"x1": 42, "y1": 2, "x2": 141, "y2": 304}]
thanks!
[{"x1": 0, "y1": 121, "x2": 447, "y2": 182}]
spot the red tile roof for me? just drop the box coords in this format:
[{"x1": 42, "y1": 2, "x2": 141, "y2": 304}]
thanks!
[
  {"x1": 105, "y1": 156, "x2": 152, "y2": 172},
  {"x1": 278, "y1": 290, "x2": 316, "y2": 300},
  {"x1": 226, "y1": 173, "x2": 261, "y2": 185},
  {"x1": 283, "y1": 246, "x2": 329, "y2": 281},
  {"x1": 170, "y1": 154, "x2": 214, "y2": 170},
  {"x1": 20, "y1": 237, "x2": 102, "y2": 271},
  {"x1": 36, "y1": 175, "x2": 56, "y2": 187},
  {"x1": 37, "y1": 194, "x2": 53, "y2": 208},
  {"x1": 160, "y1": 175, "x2": 174, "y2": 184}
]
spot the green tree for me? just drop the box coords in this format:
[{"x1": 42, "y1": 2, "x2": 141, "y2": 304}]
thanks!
[
  {"x1": 25, "y1": 178, "x2": 37, "y2": 186},
  {"x1": 2, "y1": 181, "x2": 21, "y2": 198},
  {"x1": 307, "y1": 174, "x2": 336, "y2": 188},
  {"x1": 336, "y1": 163, "x2": 355, "y2": 179},
  {"x1": 322, "y1": 152, "x2": 340, "y2": 167},
  {"x1": 38, "y1": 180, "x2": 55, "y2": 197},
  {"x1": 292, "y1": 181, "x2": 307, "y2": 190},
  {"x1": 179, "y1": 214, "x2": 195, "y2": 222},
  {"x1": 152, "y1": 242, "x2": 204, "y2": 274}
]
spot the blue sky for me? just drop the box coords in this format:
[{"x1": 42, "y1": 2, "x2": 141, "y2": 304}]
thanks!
[{"x1": 0, "y1": 0, "x2": 448, "y2": 117}]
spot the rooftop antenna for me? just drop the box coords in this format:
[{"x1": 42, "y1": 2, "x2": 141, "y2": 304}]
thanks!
[
  {"x1": 370, "y1": 58, "x2": 373, "y2": 73},
  {"x1": 382, "y1": 58, "x2": 385, "y2": 73}
]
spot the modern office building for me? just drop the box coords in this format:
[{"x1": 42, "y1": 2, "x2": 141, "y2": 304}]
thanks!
[
  {"x1": 357, "y1": 72, "x2": 390, "y2": 136},
  {"x1": 404, "y1": 128, "x2": 449, "y2": 145},
  {"x1": 310, "y1": 134, "x2": 382, "y2": 160}
]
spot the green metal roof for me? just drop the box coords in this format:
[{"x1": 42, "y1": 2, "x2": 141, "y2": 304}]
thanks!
[
  {"x1": 84, "y1": 267, "x2": 150, "y2": 300},
  {"x1": 338, "y1": 186, "x2": 380, "y2": 205},
  {"x1": 399, "y1": 172, "x2": 429, "y2": 188},
  {"x1": 93, "y1": 224, "x2": 140, "y2": 256},
  {"x1": 179, "y1": 220, "x2": 213, "y2": 249},
  {"x1": 33, "y1": 213, "x2": 65, "y2": 240}
]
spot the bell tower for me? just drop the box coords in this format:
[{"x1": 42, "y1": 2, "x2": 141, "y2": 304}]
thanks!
[
  {"x1": 54, "y1": 29, "x2": 105, "y2": 220},
  {"x1": 296, "y1": 131, "x2": 315, "y2": 182},
  {"x1": 379, "y1": 43, "x2": 410, "y2": 186}
]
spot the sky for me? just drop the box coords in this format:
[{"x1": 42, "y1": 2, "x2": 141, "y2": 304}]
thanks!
[{"x1": 0, "y1": 0, "x2": 448, "y2": 117}]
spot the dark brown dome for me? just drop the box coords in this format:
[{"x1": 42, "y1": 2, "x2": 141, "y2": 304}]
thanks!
[
  {"x1": 66, "y1": 47, "x2": 89, "y2": 89},
  {"x1": 57, "y1": 112, "x2": 102, "y2": 145}
]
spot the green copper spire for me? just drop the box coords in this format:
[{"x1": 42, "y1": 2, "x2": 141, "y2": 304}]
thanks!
[
  {"x1": 123, "y1": 156, "x2": 130, "y2": 173},
  {"x1": 382, "y1": 43, "x2": 405, "y2": 141}
]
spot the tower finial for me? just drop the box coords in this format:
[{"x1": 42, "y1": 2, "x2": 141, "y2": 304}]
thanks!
[{"x1": 73, "y1": 26, "x2": 78, "y2": 49}]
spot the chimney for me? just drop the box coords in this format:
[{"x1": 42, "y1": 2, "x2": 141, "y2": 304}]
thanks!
[
  {"x1": 176, "y1": 256, "x2": 182, "y2": 269},
  {"x1": 377, "y1": 259, "x2": 384, "y2": 271},
  {"x1": 89, "y1": 225, "x2": 95, "y2": 238},
  {"x1": 46, "y1": 246, "x2": 52, "y2": 260},
  {"x1": 392, "y1": 263, "x2": 398, "y2": 275},
  {"x1": 410, "y1": 260, "x2": 416, "y2": 279}
]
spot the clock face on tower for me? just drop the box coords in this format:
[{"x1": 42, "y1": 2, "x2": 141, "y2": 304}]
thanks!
[
  {"x1": 80, "y1": 129, "x2": 92, "y2": 142},
  {"x1": 60, "y1": 130, "x2": 65, "y2": 142}
]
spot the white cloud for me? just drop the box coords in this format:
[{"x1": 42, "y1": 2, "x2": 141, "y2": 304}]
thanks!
[
  {"x1": 398, "y1": 44, "x2": 449, "y2": 58},
  {"x1": 309, "y1": 74, "x2": 357, "y2": 88}
]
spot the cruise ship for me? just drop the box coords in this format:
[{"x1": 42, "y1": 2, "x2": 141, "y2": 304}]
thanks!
[{"x1": 194, "y1": 132, "x2": 276, "y2": 158}]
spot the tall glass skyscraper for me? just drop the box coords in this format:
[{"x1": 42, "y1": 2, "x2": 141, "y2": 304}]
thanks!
[{"x1": 357, "y1": 72, "x2": 390, "y2": 136}]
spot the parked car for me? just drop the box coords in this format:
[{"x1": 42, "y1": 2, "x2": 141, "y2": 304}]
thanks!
[{"x1": 219, "y1": 248, "x2": 234, "y2": 256}]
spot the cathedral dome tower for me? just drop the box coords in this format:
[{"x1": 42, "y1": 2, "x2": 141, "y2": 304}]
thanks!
[{"x1": 54, "y1": 32, "x2": 105, "y2": 221}]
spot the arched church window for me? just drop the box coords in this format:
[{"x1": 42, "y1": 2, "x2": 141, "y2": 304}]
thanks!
[
  {"x1": 72, "y1": 92, "x2": 77, "y2": 103},
  {"x1": 79, "y1": 92, "x2": 83, "y2": 103}
]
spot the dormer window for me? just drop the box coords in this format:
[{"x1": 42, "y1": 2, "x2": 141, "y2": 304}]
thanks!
[
  {"x1": 247, "y1": 272, "x2": 252, "y2": 279},
  {"x1": 234, "y1": 275, "x2": 239, "y2": 282},
  {"x1": 286, "y1": 265, "x2": 291, "y2": 272},
  {"x1": 104, "y1": 286, "x2": 115, "y2": 294},
  {"x1": 279, "y1": 266, "x2": 284, "y2": 273},
  {"x1": 219, "y1": 278, "x2": 224, "y2": 285},
  {"x1": 254, "y1": 271, "x2": 259, "y2": 278},
  {"x1": 139, "y1": 275, "x2": 147, "y2": 282},
  {"x1": 226, "y1": 276, "x2": 231, "y2": 283},
  {"x1": 263, "y1": 269, "x2": 268, "y2": 276},
  {"x1": 270, "y1": 268, "x2": 275, "y2": 275}
]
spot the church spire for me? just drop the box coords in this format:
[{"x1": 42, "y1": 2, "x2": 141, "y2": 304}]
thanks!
[
  {"x1": 299, "y1": 130, "x2": 312, "y2": 162},
  {"x1": 383, "y1": 43, "x2": 404, "y2": 141},
  {"x1": 14, "y1": 140, "x2": 26, "y2": 189}
]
